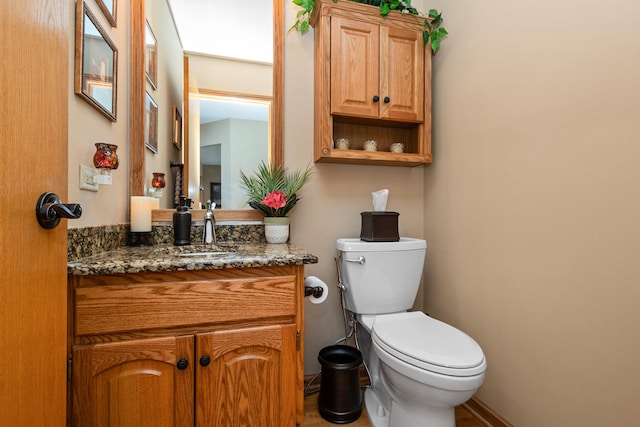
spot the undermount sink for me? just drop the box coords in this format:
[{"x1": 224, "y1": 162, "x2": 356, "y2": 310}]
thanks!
[
  {"x1": 176, "y1": 251, "x2": 234, "y2": 258},
  {"x1": 151, "y1": 244, "x2": 237, "y2": 258}
]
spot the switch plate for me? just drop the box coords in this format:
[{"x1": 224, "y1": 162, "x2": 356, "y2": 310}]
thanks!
[{"x1": 79, "y1": 164, "x2": 98, "y2": 191}]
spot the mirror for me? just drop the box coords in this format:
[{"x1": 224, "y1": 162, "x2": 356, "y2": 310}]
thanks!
[{"x1": 129, "y1": 0, "x2": 283, "y2": 220}]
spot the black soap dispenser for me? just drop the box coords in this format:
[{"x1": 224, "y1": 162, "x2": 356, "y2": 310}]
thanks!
[{"x1": 173, "y1": 196, "x2": 191, "y2": 246}]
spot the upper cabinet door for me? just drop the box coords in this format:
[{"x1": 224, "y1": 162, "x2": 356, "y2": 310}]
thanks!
[
  {"x1": 330, "y1": 16, "x2": 424, "y2": 123},
  {"x1": 380, "y1": 26, "x2": 424, "y2": 122},
  {"x1": 330, "y1": 17, "x2": 380, "y2": 117}
]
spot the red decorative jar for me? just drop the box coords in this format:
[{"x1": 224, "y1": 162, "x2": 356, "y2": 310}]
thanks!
[
  {"x1": 93, "y1": 143, "x2": 119, "y2": 170},
  {"x1": 151, "y1": 172, "x2": 166, "y2": 189}
]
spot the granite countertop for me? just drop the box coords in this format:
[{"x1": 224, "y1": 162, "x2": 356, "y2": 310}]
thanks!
[{"x1": 68, "y1": 242, "x2": 318, "y2": 275}]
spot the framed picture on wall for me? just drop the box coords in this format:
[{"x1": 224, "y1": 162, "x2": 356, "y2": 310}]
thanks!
[
  {"x1": 145, "y1": 20, "x2": 157, "y2": 89},
  {"x1": 172, "y1": 105, "x2": 182, "y2": 151},
  {"x1": 96, "y1": 0, "x2": 117, "y2": 27},
  {"x1": 74, "y1": 1, "x2": 118, "y2": 121},
  {"x1": 145, "y1": 92, "x2": 158, "y2": 153}
]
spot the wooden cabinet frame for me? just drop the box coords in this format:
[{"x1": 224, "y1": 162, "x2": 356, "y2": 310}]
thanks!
[
  {"x1": 68, "y1": 265, "x2": 305, "y2": 426},
  {"x1": 311, "y1": 0, "x2": 432, "y2": 166}
]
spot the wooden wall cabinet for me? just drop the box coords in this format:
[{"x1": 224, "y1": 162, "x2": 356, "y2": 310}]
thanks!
[
  {"x1": 311, "y1": 0, "x2": 432, "y2": 166},
  {"x1": 68, "y1": 266, "x2": 304, "y2": 427}
]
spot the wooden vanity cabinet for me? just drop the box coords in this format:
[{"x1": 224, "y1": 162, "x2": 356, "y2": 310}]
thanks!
[
  {"x1": 311, "y1": 0, "x2": 432, "y2": 166},
  {"x1": 68, "y1": 265, "x2": 304, "y2": 427}
]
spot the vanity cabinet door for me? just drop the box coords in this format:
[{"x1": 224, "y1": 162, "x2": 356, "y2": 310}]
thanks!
[
  {"x1": 71, "y1": 336, "x2": 194, "y2": 427},
  {"x1": 195, "y1": 324, "x2": 298, "y2": 427}
]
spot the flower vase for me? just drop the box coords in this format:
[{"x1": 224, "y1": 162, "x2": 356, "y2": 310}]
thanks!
[{"x1": 264, "y1": 217, "x2": 290, "y2": 244}]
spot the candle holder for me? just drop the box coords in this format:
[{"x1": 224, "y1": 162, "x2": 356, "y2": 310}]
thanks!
[
  {"x1": 150, "y1": 172, "x2": 166, "y2": 198},
  {"x1": 129, "y1": 231, "x2": 154, "y2": 246},
  {"x1": 93, "y1": 143, "x2": 119, "y2": 185},
  {"x1": 129, "y1": 196, "x2": 157, "y2": 246}
]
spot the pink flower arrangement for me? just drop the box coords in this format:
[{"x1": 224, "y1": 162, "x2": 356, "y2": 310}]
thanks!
[
  {"x1": 261, "y1": 191, "x2": 288, "y2": 210},
  {"x1": 239, "y1": 162, "x2": 314, "y2": 217}
]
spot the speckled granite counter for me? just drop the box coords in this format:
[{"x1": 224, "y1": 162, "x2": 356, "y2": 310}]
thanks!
[{"x1": 68, "y1": 243, "x2": 318, "y2": 276}]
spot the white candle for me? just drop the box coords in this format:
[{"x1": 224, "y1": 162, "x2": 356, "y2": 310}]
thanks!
[{"x1": 130, "y1": 196, "x2": 154, "y2": 232}]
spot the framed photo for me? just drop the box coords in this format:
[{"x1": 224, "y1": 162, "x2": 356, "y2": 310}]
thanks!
[
  {"x1": 74, "y1": 1, "x2": 117, "y2": 121},
  {"x1": 145, "y1": 21, "x2": 158, "y2": 89},
  {"x1": 172, "y1": 106, "x2": 182, "y2": 151},
  {"x1": 145, "y1": 92, "x2": 158, "y2": 153},
  {"x1": 96, "y1": 0, "x2": 117, "y2": 27}
]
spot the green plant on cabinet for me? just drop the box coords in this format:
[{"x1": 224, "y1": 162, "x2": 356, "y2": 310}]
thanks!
[{"x1": 290, "y1": 0, "x2": 448, "y2": 54}]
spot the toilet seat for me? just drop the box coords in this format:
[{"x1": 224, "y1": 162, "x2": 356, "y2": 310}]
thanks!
[{"x1": 371, "y1": 311, "x2": 486, "y2": 377}]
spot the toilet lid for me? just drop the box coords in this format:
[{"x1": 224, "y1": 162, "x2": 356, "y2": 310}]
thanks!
[{"x1": 372, "y1": 312, "x2": 486, "y2": 376}]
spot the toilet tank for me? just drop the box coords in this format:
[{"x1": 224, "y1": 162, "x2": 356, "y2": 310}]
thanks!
[{"x1": 336, "y1": 238, "x2": 427, "y2": 315}]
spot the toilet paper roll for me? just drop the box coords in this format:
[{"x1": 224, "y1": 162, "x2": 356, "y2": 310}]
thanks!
[{"x1": 304, "y1": 276, "x2": 329, "y2": 304}]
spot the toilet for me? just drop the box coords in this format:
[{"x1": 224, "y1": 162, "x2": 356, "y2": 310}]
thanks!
[{"x1": 336, "y1": 237, "x2": 486, "y2": 427}]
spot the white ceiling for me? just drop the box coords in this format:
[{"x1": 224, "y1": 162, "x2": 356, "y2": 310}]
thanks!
[
  {"x1": 167, "y1": 0, "x2": 272, "y2": 139},
  {"x1": 167, "y1": 0, "x2": 273, "y2": 63},
  {"x1": 198, "y1": 97, "x2": 269, "y2": 124}
]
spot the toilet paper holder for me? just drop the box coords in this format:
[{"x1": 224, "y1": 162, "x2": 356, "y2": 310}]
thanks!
[{"x1": 305, "y1": 286, "x2": 325, "y2": 298}]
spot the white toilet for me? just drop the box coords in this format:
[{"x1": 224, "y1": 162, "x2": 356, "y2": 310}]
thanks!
[{"x1": 336, "y1": 237, "x2": 487, "y2": 427}]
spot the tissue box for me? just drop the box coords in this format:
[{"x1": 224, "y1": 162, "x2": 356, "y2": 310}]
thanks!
[{"x1": 360, "y1": 212, "x2": 399, "y2": 242}]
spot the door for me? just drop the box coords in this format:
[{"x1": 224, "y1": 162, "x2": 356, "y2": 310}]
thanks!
[
  {"x1": 196, "y1": 324, "x2": 298, "y2": 427},
  {"x1": 0, "y1": 1, "x2": 69, "y2": 425},
  {"x1": 330, "y1": 17, "x2": 380, "y2": 118},
  {"x1": 380, "y1": 26, "x2": 424, "y2": 122},
  {"x1": 71, "y1": 336, "x2": 195, "y2": 427}
]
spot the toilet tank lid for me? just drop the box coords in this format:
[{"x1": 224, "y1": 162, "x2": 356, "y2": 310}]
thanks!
[{"x1": 337, "y1": 237, "x2": 426, "y2": 252}]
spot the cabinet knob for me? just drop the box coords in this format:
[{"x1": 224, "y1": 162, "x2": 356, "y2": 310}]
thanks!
[
  {"x1": 383, "y1": 96, "x2": 390, "y2": 103},
  {"x1": 199, "y1": 355, "x2": 211, "y2": 367},
  {"x1": 372, "y1": 95, "x2": 380, "y2": 102},
  {"x1": 176, "y1": 359, "x2": 189, "y2": 370}
]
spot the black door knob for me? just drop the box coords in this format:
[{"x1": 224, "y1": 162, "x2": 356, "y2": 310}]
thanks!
[
  {"x1": 176, "y1": 359, "x2": 189, "y2": 370},
  {"x1": 35, "y1": 192, "x2": 82, "y2": 229},
  {"x1": 372, "y1": 95, "x2": 380, "y2": 102},
  {"x1": 199, "y1": 355, "x2": 211, "y2": 367},
  {"x1": 383, "y1": 96, "x2": 390, "y2": 103}
]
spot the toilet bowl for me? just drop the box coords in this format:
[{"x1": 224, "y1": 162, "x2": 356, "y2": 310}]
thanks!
[{"x1": 336, "y1": 238, "x2": 487, "y2": 427}]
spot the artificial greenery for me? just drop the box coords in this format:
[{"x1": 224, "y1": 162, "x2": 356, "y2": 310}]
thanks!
[
  {"x1": 239, "y1": 162, "x2": 314, "y2": 217},
  {"x1": 289, "y1": 0, "x2": 448, "y2": 54}
]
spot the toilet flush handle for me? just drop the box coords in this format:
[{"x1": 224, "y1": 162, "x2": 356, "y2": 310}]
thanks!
[{"x1": 344, "y1": 256, "x2": 365, "y2": 265}]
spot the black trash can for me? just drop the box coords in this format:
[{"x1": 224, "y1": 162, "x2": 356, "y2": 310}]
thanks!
[{"x1": 318, "y1": 345, "x2": 363, "y2": 424}]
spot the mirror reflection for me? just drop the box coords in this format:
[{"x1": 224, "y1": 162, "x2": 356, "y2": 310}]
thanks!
[
  {"x1": 162, "y1": 0, "x2": 277, "y2": 211},
  {"x1": 75, "y1": 1, "x2": 117, "y2": 121},
  {"x1": 196, "y1": 93, "x2": 271, "y2": 209}
]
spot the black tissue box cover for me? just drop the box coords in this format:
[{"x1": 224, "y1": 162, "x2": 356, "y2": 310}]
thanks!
[{"x1": 360, "y1": 211, "x2": 399, "y2": 242}]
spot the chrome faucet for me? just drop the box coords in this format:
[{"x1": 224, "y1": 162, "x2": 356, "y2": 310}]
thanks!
[{"x1": 202, "y1": 200, "x2": 217, "y2": 245}]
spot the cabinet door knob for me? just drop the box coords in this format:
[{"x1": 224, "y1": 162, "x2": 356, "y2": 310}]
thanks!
[
  {"x1": 372, "y1": 95, "x2": 380, "y2": 102},
  {"x1": 383, "y1": 96, "x2": 390, "y2": 103},
  {"x1": 176, "y1": 359, "x2": 189, "y2": 370},
  {"x1": 199, "y1": 355, "x2": 211, "y2": 367}
]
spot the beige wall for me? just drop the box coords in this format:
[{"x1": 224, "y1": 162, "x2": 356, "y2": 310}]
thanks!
[
  {"x1": 68, "y1": 0, "x2": 129, "y2": 227},
  {"x1": 187, "y1": 53, "x2": 272, "y2": 96},
  {"x1": 421, "y1": 0, "x2": 640, "y2": 425},
  {"x1": 283, "y1": 3, "x2": 426, "y2": 373},
  {"x1": 68, "y1": 0, "x2": 183, "y2": 225}
]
